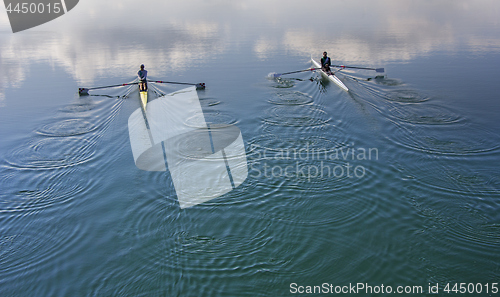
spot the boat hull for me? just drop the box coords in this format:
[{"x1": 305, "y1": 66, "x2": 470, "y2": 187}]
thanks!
[
  {"x1": 311, "y1": 57, "x2": 349, "y2": 92},
  {"x1": 140, "y1": 91, "x2": 148, "y2": 110}
]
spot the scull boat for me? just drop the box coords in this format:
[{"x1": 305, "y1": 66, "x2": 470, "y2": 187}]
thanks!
[{"x1": 311, "y1": 56, "x2": 349, "y2": 92}]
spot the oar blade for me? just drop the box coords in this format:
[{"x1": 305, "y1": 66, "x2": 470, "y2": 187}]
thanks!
[
  {"x1": 196, "y1": 83, "x2": 206, "y2": 90},
  {"x1": 375, "y1": 68, "x2": 385, "y2": 73},
  {"x1": 78, "y1": 88, "x2": 89, "y2": 96},
  {"x1": 267, "y1": 72, "x2": 281, "y2": 78}
]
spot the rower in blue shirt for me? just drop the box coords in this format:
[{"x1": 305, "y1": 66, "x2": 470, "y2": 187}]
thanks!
[
  {"x1": 137, "y1": 64, "x2": 148, "y2": 91},
  {"x1": 320, "y1": 52, "x2": 332, "y2": 75}
]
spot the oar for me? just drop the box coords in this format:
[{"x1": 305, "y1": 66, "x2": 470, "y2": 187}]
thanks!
[
  {"x1": 149, "y1": 80, "x2": 205, "y2": 89},
  {"x1": 272, "y1": 68, "x2": 319, "y2": 78},
  {"x1": 331, "y1": 65, "x2": 385, "y2": 73},
  {"x1": 78, "y1": 82, "x2": 138, "y2": 95}
]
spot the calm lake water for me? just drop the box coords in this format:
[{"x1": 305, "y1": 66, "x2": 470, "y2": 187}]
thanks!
[{"x1": 1, "y1": 1, "x2": 500, "y2": 296}]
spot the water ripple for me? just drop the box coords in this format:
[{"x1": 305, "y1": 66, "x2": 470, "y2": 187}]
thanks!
[
  {"x1": 0, "y1": 171, "x2": 91, "y2": 214},
  {"x1": 267, "y1": 91, "x2": 314, "y2": 106},
  {"x1": 199, "y1": 96, "x2": 222, "y2": 107},
  {"x1": 387, "y1": 103, "x2": 464, "y2": 125},
  {"x1": 4, "y1": 136, "x2": 97, "y2": 170},
  {"x1": 406, "y1": 185, "x2": 500, "y2": 263},
  {"x1": 384, "y1": 89, "x2": 430, "y2": 103},
  {"x1": 247, "y1": 133, "x2": 348, "y2": 153},
  {"x1": 36, "y1": 118, "x2": 98, "y2": 137},
  {"x1": 60, "y1": 102, "x2": 96, "y2": 113},
  {"x1": 395, "y1": 154, "x2": 500, "y2": 196},
  {"x1": 0, "y1": 216, "x2": 88, "y2": 280},
  {"x1": 262, "y1": 105, "x2": 330, "y2": 127},
  {"x1": 386, "y1": 123, "x2": 500, "y2": 156},
  {"x1": 269, "y1": 77, "x2": 296, "y2": 89},
  {"x1": 373, "y1": 76, "x2": 404, "y2": 87},
  {"x1": 184, "y1": 110, "x2": 238, "y2": 128}
]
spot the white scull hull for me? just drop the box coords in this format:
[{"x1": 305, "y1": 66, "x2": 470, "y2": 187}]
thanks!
[
  {"x1": 311, "y1": 57, "x2": 348, "y2": 92},
  {"x1": 140, "y1": 90, "x2": 148, "y2": 111}
]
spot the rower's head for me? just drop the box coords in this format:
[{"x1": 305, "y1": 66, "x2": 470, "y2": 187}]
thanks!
[
  {"x1": 140, "y1": 64, "x2": 145, "y2": 70},
  {"x1": 323, "y1": 52, "x2": 327, "y2": 57}
]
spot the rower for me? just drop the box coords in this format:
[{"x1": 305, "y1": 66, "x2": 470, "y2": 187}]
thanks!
[
  {"x1": 138, "y1": 64, "x2": 148, "y2": 91},
  {"x1": 321, "y1": 52, "x2": 332, "y2": 75}
]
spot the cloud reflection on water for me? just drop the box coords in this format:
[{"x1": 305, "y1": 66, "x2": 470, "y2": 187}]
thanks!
[{"x1": 1, "y1": 0, "x2": 499, "y2": 98}]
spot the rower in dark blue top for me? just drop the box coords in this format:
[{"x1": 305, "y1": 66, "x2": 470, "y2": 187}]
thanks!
[
  {"x1": 320, "y1": 52, "x2": 332, "y2": 75},
  {"x1": 137, "y1": 64, "x2": 148, "y2": 91}
]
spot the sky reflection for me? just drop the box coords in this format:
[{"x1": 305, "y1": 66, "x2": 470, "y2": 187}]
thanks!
[{"x1": 1, "y1": 0, "x2": 499, "y2": 97}]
